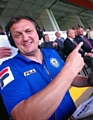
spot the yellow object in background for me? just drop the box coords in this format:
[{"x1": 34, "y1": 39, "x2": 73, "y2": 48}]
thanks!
[{"x1": 69, "y1": 86, "x2": 93, "y2": 107}]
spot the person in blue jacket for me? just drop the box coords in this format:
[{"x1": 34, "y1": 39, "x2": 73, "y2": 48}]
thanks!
[{"x1": 0, "y1": 15, "x2": 93, "y2": 120}]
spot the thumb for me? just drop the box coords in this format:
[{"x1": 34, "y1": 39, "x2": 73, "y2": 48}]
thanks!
[{"x1": 74, "y1": 42, "x2": 83, "y2": 52}]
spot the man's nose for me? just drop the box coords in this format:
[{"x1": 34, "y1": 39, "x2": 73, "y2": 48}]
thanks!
[{"x1": 22, "y1": 33, "x2": 29, "y2": 41}]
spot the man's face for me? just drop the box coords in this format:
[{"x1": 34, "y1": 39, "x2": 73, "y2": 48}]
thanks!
[
  {"x1": 68, "y1": 29, "x2": 75, "y2": 39},
  {"x1": 56, "y1": 32, "x2": 61, "y2": 38},
  {"x1": 45, "y1": 35, "x2": 50, "y2": 42},
  {"x1": 10, "y1": 19, "x2": 39, "y2": 56},
  {"x1": 78, "y1": 28, "x2": 84, "y2": 36}
]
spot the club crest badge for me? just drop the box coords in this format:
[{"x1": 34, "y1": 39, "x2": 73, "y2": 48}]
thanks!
[{"x1": 50, "y1": 58, "x2": 60, "y2": 68}]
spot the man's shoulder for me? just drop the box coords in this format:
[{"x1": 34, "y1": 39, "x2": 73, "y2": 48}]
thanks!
[
  {"x1": 55, "y1": 38, "x2": 58, "y2": 41},
  {"x1": 41, "y1": 48, "x2": 63, "y2": 62},
  {"x1": 41, "y1": 48, "x2": 58, "y2": 56},
  {"x1": 55, "y1": 38, "x2": 61, "y2": 41},
  {"x1": 75, "y1": 35, "x2": 81, "y2": 39},
  {"x1": 61, "y1": 37, "x2": 65, "y2": 40},
  {"x1": 41, "y1": 48, "x2": 56, "y2": 52},
  {"x1": 64, "y1": 38, "x2": 71, "y2": 43},
  {"x1": 75, "y1": 36, "x2": 82, "y2": 41},
  {"x1": 65, "y1": 37, "x2": 70, "y2": 41},
  {"x1": 1, "y1": 56, "x2": 17, "y2": 66}
]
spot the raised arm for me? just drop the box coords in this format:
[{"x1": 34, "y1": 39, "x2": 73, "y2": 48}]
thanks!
[{"x1": 11, "y1": 42, "x2": 84, "y2": 120}]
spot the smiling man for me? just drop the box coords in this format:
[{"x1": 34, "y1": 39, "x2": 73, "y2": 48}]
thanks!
[{"x1": 0, "y1": 16, "x2": 92, "y2": 120}]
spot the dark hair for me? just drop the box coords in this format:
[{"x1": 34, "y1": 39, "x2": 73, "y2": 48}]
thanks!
[
  {"x1": 43, "y1": 34, "x2": 49, "y2": 41},
  {"x1": 6, "y1": 15, "x2": 36, "y2": 32},
  {"x1": 43, "y1": 34, "x2": 48, "y2": 38},
  {"x1": 72, "y1": 26, "x2": 77, "y2": 30}
]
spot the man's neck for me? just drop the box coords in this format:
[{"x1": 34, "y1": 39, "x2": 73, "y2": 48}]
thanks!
[
  {"x1": 21, "y1": 49, "x2": 43, "y2": 64},
  {"x1": 68, "y1": 37, "x2": 74, "y2": 42},
  {"x1": 57, "y1": 37, "x2": 61, "y2": 39}
]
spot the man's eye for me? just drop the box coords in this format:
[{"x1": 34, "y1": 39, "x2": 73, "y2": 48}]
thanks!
[
  {"x1": 17, "y1": 34, "x2": 20, "y2": 36},
  {"x1": 14, "y1": 34, "x2": 21, "y2": 38},
  {"x1": 26, "y1": 30, "x2": 32, "y2": 33}
]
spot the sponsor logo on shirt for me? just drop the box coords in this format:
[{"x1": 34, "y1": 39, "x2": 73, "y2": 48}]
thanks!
[
  {"x1": 24, "y1": 69, "x2": 36, "y2": 76},
  {"x1": 0, "y1": 67, "x2": 14, "y2": 89},
  {"x1": 50, "y1": 58, "x2": 60, "y2": 68}
]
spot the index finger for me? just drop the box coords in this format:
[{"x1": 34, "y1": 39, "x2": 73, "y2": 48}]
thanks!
[{"x1": 74, "y1": 42, "x2": 83, "y2": 52}]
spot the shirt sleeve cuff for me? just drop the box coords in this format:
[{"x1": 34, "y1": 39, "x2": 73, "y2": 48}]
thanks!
[{"x1": 91, "y1": 49, "x2": 93, "y2": 52}]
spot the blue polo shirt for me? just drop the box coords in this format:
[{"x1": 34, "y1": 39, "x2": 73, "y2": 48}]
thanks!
[{"x1": 0, "y1": 48, "x2": 76, "y2": 120}]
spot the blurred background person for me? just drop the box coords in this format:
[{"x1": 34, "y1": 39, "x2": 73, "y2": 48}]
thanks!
[
  {"x1": 54, "y1": 31, "x2": 66, "y2": 60},
  {"x1": 75, "y1": 27, "x2": 93, "y2": 53},
  {"x1": 55, "y1": 31, "x2": 65, "y2": 43},
  {"x1": 87, "y1": 30, "x2": 93, "y2": 47},
  {"x1": 72, "y1": 26, "x2": 78, "y2": 37},
  {"x1": 64, "y1": 28, "x2": 93, "y2": 72},
  {"x1": 85, "y1": 28, "x2": 91, "y2": 38},
  {"x1": 40, "y1": 34, "x2": 58, "y2": 48},
  {"x1": 40, "y1": 34, "x2": 66, "y2": 60}
]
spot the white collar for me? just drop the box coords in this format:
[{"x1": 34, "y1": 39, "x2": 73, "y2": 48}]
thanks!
[{"x1": 68, "y1": 37, "x2": 74, "y2": 42}]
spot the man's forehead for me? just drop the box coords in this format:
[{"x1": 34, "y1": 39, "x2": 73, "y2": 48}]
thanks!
[
  {"x1": 11, "y1": 19, "x2": 35, "y2": 29},
  {"x1": 11, "y1": 19, "x2": 35, "y2": 28}
]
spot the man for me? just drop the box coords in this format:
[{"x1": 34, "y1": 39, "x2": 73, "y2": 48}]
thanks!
[
  {"x1": 55, "y1": 31, "x2": 65, "y2": 42},
  {"x1": 54, "y1": 31, "x2": 66, "y2": 60},
  {"x1": 75, "y1": 27, "x2": 93, "y2": 53},
  {"x1": 40, "y1": 34, "x2": 58, "y2": 48},
  {"x1": 0, "y1": 16, "x2": 93, "y2": 120},
  {"x1": 85, "y1": 28, "x2": 91, "y2": 38},
  {"x1": 55, "y1": 31, "x2": 65, "y2": 50},
  {"x1": 64, "y1": 29, "x2": 85, "y2": 57},
  {"x1": 72, "y1": 26, "x2": 78, "y2": 37},
  {"x1": 64, "y1": 29, "x2": 93, "y2": 71},
  {"x1": 40, "y1": 34, "x2": 66, "y2": 60}
]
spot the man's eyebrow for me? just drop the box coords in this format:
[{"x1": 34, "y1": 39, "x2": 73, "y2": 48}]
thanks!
[{"x1": 13, "y1": 31, "x2": 21, "y2": 33}]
